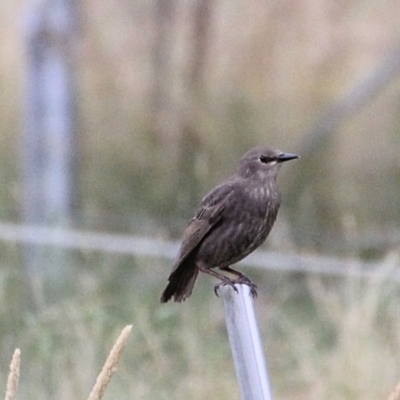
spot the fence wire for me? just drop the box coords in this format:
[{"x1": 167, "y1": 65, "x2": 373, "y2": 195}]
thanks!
[{"x1": 0, "y1": 222, "x2": 398, "y2": 280}]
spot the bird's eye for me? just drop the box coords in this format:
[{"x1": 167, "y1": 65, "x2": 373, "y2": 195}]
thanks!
[{"x1": 259, "y1": 155, "x2": 273, "y2": 163}]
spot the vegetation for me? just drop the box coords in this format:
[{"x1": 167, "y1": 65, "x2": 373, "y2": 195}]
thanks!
[
  {"x1": 1, "y1": 0, "x2": 400, "y2": 398},
  {"x1": 1, "y1": 252, "x2": 400, "y2": 399}
]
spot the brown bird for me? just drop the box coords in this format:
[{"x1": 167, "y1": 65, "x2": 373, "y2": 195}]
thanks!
[{"x1": 160, "y1": 146, "x2": 298, "y2": 303}]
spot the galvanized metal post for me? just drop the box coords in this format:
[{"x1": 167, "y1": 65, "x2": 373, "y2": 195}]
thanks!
[
  {"x1": 22, "y1": 0, "x2": 77, "y2": 285},
  {"x1": 218, "y1": 284, "x2": 273, "y2": 400},
  {"x1": 23, "y1": 0, "x2": 77, "y2": 230}
]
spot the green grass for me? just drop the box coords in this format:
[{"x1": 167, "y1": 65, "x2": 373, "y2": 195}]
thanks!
[{"x1": 0, "y1": 248, "x2": 399, "y2": 399}]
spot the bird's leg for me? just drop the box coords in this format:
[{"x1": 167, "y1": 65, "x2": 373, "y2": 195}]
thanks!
[
  {"x1": 197, "y1": 263, "x2": 238, "y2": 296},
  {"x1": 220, "y1": 266, "x2": 258, "y2": 298},
  {"x1": 221, "y1": 266, "x2": 252, "y2": 283}
]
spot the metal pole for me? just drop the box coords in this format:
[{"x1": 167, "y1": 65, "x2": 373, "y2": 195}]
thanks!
[
  {"x1": 23, "y1": 0, "x2": 77, "y2": 230},
  {"x1": 22, "y1": 0, "x2": 77, "y2": 291},
  {"x1": 218, "y1": 284, "x2": 273, "y2": 400}
]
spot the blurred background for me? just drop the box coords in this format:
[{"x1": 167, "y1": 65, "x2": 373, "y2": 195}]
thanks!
[{"x1": 1, "y1": 0, "x2": 400, "y2": 398}]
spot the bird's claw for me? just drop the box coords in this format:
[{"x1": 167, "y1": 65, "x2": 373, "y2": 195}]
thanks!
[
  {"x1": 214, "y1": 280, "x2": 238, "y2": 297},
  {"x1": 248, "y1": 282, "x2": 258, "y2": 298},
  {"x1": 214, "y1": 279, "x2": 258, "y2": 298},
  {"x1": 235, "y1": 276, "x2": 258, "y2": 298},
  {"x1": 235, "y1": 275, "x2": 251, "y2": 284}
]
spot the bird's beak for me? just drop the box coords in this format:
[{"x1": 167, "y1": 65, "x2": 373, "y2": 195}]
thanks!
[{"x1": 277, "y1": 152, "x2": 299, "y2": 163}]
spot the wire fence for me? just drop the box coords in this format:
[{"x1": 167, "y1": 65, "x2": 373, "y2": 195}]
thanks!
[{"x1": 0, "y1": 222, "x2": 398, "y2": 280}]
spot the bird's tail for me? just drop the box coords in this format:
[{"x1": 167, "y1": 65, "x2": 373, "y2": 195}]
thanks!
[{"x1": 160, "y1": 261, "x2": 199, "y2": 303}]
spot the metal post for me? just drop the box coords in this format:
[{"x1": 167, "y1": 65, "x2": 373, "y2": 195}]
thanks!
[
  {"x1": 23, "y1": 0, "x2": 77, "y2": 231},
  {"x1": 218, "y1": 284, "x2": 273, "y2": 400},
  {"x1": 22, "y1": 0, "x2": 77, "y2": 289}
]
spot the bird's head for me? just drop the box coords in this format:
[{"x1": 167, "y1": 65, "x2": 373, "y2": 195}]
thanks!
[{"x1": 237, "y1": 146, "x2": 298, "y2": 181}]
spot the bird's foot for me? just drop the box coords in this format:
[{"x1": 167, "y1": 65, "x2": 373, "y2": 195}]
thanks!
[
  {"x1": 214, "y1": 278, "x2": 258, "y2": 298},
  {"x1": 247, "y1": 282, "x2": 258, "y2": 298},
  {"x1": 235, "y1": 277, "x2": 258, "y2": 298},
  {"x1": 214, "y1": 279, "x2": 238, "y2": 297}
]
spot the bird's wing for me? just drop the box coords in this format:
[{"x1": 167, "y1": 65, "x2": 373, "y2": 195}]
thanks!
[{"x1": 171, "y1": 181, "x2": 235, "y2": 271}]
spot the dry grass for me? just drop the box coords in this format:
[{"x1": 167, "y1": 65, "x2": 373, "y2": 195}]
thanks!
[
  {"x1": 87, "y1": 325, "x2": 132, "y2": 400},
  {"x1": 269, "y1": 251, "x2": 400, "y2": 400},
  {"x1": 2, "y1": 328, "x2": 133, "y2": 400},
  {"x1": 387, "y1": 378, "x2": 400, "y2": 400},
  {"x1": 5, "y1": 348, "x2": 20, "y2": 400}
]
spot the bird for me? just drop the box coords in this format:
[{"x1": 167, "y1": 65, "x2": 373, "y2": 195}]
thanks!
[{"x1": 160, "y1": 146, "x2": 298, "y2": 303}]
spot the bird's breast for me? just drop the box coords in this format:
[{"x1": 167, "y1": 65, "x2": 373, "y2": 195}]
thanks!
[
  {"x1": 247, "y1": 182, "x2": 280, "y2": 216},
  {"x1": 194, "y1": 181, "x2": 281, "y2": 268}
]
